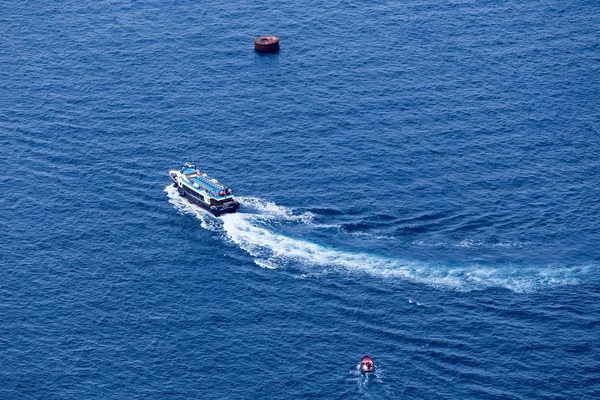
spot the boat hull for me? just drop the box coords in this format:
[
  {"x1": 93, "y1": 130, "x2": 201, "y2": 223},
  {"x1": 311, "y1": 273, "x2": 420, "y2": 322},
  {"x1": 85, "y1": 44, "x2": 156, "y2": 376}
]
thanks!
[
  {"x1": 360, "y1": 356, "x2": 374, "y2": 373},
  {"x1": 171, "y1": 175, "x2": 239, "y2": 217}
]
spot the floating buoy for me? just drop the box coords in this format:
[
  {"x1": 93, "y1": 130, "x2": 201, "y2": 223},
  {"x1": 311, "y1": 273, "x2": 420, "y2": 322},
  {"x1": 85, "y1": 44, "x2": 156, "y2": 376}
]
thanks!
[{"x1": 254, "y1": 36, "x2": 280, "y2": 53}]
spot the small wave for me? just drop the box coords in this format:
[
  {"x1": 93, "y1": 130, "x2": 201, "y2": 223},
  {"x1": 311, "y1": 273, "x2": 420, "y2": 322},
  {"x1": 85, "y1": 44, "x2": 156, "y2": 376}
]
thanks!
[
  {"x1": 294, "y1": 271, "x2": 331, "y2": 279},
  {"x1": 254, "y1": 259, "x2": 277, "y2": 269},
  {"x1": 342, "y1": 221, "x2": 394, "y2": 232},
  {"x1": 412, "y1": 240, "x2": 446, "y2": 248},
  {"x1": 307, "y1": 207, "x2": 345, "y2": 216},
  {"x1": 413, "y1": 239, "x2": 538, "y2": 249},
  {"x1": 312, "y1": 223, "x2": 343, "y2": 230},
  {"x1": 349, "y1": 231, "x2": 397, "y2": 241},
  {"x1": 457, "y1": 239, "x2": 538, "y2": 248}
]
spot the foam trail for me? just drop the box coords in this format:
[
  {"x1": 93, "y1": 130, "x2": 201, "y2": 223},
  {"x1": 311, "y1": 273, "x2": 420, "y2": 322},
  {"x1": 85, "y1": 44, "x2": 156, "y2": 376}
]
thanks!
[
  {"x1": 222, "y1": 212, "x2": 463, "y2": 289},
  {"x1": 237, "y1": 196, "x2": 314, "y2": 224},
  {"x1": 166, "y1": 187, "x2": 593, "y2": 293},
  {"x1": 220, "y1": 213, "x2": 590, "y2": 292},
  {"x1": 351, "y1": 362, "x2": 389, "y2": 396}
]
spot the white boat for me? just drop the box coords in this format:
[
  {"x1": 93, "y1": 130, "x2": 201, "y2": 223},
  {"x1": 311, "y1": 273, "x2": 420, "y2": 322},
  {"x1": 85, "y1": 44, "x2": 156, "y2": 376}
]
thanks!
[{"x1": 169, "y1": 160, "x2": 240, "y2": 216}]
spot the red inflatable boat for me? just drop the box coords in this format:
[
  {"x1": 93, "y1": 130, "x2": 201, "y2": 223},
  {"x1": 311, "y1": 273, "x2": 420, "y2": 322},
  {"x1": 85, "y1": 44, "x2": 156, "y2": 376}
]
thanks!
[{"x1": 360, "y1": 356, "x2": 374, "y2": 373}]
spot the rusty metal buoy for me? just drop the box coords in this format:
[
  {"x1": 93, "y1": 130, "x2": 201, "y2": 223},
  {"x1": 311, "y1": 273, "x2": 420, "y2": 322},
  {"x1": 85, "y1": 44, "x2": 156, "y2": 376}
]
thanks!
[{"x1": 254, "y1": 36, "x2": 280, "y2": 53}]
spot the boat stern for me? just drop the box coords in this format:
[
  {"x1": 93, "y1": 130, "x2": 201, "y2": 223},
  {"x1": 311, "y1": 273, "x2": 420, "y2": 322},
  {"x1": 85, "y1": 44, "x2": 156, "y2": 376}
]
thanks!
[{"x1": 212, "y1": 200, "x2": 240, "y2": 216}]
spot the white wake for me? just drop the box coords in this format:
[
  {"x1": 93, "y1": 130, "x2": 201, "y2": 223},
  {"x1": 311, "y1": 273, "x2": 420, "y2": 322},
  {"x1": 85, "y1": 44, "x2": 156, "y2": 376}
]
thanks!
[{"x1": 165, "y1": 185, "x2": 591, "y2": 293}]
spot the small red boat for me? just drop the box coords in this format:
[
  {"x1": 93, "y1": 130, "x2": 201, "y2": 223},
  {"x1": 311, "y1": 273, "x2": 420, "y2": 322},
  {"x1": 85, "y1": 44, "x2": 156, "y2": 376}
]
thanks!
[{"x1": 360, "y1": 356, "x2": 374, "y2": 373}]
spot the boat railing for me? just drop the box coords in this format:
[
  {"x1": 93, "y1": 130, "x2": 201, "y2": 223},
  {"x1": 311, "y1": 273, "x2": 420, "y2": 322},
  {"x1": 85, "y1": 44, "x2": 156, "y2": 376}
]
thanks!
[{"x1": 188, "y1": 173, "x2": 226, "y2": 190}]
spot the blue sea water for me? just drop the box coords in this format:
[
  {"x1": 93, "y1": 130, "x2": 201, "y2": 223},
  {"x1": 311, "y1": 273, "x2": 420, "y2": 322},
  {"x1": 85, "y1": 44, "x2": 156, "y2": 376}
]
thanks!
[{"x1": 1, "y1": 0, "x2": 600, "y2": 398}]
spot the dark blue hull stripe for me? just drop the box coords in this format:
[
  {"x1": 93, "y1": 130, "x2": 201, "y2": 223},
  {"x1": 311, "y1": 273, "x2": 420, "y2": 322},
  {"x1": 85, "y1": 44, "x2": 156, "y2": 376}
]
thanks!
[{"x1": 176, "y1": 186, "x2": 238, "y2": 216}]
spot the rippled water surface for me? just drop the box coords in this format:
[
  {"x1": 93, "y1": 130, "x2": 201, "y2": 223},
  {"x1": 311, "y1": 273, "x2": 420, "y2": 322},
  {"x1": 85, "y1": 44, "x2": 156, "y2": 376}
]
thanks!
[{"x1": 2, "y1": 1, "x2": 599, "y2": 398}]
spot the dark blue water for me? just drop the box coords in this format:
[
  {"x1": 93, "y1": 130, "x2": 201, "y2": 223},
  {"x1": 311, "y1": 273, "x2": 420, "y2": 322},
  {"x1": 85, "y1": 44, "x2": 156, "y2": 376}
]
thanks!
[{"x1": 2, "y1": 1, "x2": 599, "y2": 398}]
